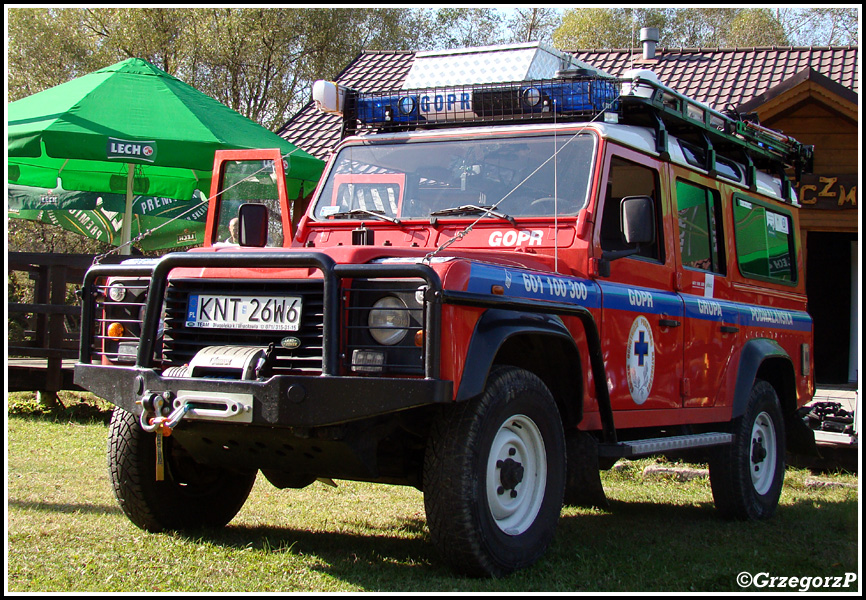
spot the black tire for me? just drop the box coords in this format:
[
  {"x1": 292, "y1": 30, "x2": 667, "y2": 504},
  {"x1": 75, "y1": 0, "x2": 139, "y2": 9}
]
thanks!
[
  {"x1": 709, "y1": 379, "x2": 786, "y2": 520},
  {"x1": 423, "y1": 366, "x2": 566, "y2": 577},
  {"x1": 107, "y1": 408, "x2": 256, "y2": 532}
]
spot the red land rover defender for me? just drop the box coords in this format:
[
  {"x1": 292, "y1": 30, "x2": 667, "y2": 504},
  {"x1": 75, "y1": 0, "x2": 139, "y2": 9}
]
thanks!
[{"x1": 75, "y1": 68, "x2": 817, "y2": 577}]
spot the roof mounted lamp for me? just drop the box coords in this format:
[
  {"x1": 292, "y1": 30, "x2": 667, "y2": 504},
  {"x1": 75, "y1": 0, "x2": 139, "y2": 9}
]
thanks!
[{"x1": 313, "y1": 80, "x2": 345, "y2": 115}]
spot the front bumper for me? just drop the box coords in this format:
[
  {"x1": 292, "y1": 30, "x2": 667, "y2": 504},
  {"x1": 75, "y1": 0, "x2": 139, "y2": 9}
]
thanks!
[{"x1": 74, "y1": 363, "x2": 452, "y2": 427}]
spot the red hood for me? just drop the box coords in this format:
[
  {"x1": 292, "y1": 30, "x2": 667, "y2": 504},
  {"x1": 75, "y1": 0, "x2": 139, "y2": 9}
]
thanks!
[{"x1": 179, "y1": 243, "x2": 567, "y2": 290}]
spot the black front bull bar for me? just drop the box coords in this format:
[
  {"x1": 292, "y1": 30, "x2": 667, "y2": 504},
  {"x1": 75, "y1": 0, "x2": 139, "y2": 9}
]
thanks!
[{"x1": 74, "y1": 251, "x2": 451, "y2": 427}]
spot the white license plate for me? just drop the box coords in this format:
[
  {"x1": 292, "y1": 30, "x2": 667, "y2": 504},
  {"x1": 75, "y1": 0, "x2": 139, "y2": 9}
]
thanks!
[{"x1": 186, "y1": 294, "x2": 302, "y2": 331}]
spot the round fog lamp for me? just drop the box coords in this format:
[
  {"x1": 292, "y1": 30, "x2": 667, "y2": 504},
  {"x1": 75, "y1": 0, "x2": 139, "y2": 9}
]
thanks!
[
  {"x1": 107, "y1": 322, "x2": 125, "y2": 339},
  {"x1": 368, "y1": 296, "x2": 409, "y2": 346}
]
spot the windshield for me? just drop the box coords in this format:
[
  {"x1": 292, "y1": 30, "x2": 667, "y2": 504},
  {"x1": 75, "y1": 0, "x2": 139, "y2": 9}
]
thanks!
[{"x1": 312, "y1": 133, "x2": 595, "y2": 222}]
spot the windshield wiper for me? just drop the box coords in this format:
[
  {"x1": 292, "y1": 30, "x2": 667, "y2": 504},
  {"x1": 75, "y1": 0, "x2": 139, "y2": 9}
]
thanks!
[
  {"x1": 328, "y1": 208, "x2": 401, "y2": 225},
  {"x1": 429, "y1": 204, "x2": 517, "y2": 227}
]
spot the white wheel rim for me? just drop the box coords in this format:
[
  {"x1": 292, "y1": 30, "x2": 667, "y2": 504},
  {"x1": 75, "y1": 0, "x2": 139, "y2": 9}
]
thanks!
[
  {"x1": 750, "y1": 411, "x2": 777, "y2": 495},
  {"x1": 486, "y1": 414, "x2": 546, "y2": 536}
]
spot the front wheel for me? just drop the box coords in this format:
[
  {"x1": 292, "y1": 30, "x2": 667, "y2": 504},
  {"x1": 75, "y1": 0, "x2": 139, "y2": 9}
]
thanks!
[
  {"x1": 423, "y1": 367, "x2": 565, "y2": 577},
  {"x1": 107, "y1": 408, "x2": 256, "y2": 532},
  {"x1": 709, "y1": 379, "x2": 786, "y2": 520}
]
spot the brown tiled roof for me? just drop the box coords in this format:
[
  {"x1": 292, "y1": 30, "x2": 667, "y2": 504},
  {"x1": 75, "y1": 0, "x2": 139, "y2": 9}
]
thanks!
[
  {"x1": 279, "y1": 46, "x2": 859, "y2": 160},
  {"x1": 277, "y1": 52, "x2": 414, "y2": 161},
  {"x1": 571, "y1": 46, "x2": 859, "y2": 112}
]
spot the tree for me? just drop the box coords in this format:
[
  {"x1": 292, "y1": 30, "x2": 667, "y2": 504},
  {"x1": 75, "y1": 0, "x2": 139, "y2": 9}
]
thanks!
[
  {"x1": 553, "y1": 8, "x2": 666, "y2": 49},
  {"x1": 777, "y1": 7, "x2": 859, "y2": 45},
  {"x1": 7, "y1": 8, "x2": 516, "y2": 128},
  {"x1": 7, "y1": 7, "x2": 516, "y2": 256},
  {"x1": 552, "y1": 7, "x2": 856, "y2": 50},
  {"x1": 505, "y1": 8, "x2": 560, "y2": 44},
  {"x1": 727, "y1": 9, "x2": 790, "y2": 47},
  {"x1": 428, "y1": 8, "x2": 506, "y2": 49},
  {"x1": 6, "y1": 8, "x2": 113, "y2": 101}
]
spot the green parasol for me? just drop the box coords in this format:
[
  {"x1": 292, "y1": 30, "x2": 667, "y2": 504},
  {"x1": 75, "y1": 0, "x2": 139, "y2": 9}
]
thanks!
[
  {"x1": 7, "y1": 183, "x2": 208, "y2": 251},
  {"x1": 8, "y1": 57, "x2": 323, "y2": 253}
]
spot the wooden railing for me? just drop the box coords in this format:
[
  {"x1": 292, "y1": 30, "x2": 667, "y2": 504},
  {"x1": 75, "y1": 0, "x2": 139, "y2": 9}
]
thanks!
[{"x1": 7, "y1": 252, "x2": 124, "y2": 392}]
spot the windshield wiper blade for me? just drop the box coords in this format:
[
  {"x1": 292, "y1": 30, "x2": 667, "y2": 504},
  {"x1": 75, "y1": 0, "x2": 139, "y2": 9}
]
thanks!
[
  {"x1": 429, "y1": 204, "x2": 516, "y2": 227},
  {"x1": 329, "y1": 209, "x2": 401, "y2": 225}
]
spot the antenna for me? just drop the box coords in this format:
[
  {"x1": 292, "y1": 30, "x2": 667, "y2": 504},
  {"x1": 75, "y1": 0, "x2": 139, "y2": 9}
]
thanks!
[
  {"x1": 630, "y1": 12, "x2": 636, "y2": 71},
  {"x1": 553, "y1": 106, "x2": 558, "y2": 272}
]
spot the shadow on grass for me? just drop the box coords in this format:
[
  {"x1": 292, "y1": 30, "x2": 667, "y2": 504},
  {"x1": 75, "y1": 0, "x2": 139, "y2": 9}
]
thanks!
[
  {"x1": 178, "y1": 518, "x2": 449, "y2": 588},
  {"x1": 788, "y1": 448, "x2": 859, "y2": 474},
  {"x1": 7, "y1": 404, "x2": 113, "y2": 425},
  {"x1": 156, "y1": 493, "x2": 857, "y2": 591},
  {"x1": 8, "y1": 499, "x2": 124, "y2": 517},
  {"x1": 9, "y1": 489, "x2": 856, "y2": 591}
]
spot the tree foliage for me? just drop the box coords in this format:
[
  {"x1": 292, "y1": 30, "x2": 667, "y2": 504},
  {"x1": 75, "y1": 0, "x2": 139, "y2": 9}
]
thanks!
[
  {"x1": 552, "y1": 7, "x2": 857, "y2": 50},
  {"x1": 505, "y1": 8, "x2": 561, "y2": 44}
]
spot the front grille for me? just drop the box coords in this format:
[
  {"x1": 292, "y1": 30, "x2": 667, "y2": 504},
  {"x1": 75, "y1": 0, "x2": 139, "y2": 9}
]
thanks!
[{"x1": 163, "y1": 279, "x2": 325, "y2": 374}]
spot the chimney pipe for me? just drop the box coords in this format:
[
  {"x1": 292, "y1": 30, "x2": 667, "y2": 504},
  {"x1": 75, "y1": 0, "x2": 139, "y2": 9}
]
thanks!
[{"x1": 640, "y1": 27, "x2": 659, "y2": 60}]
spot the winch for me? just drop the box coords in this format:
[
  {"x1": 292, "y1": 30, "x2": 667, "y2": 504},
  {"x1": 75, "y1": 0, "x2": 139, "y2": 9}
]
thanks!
[
  {"x1": 164, "y1": 345, "x2": 269, "y2": 380},
  {"x1": 158, "y1": 345, "x2": 269, "y2": 425}
]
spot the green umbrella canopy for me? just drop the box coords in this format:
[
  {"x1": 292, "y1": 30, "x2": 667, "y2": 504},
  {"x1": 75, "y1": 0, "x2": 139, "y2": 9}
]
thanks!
[
  {"x1": 8, "y1": 58, "x2": 323, "y2": 253},
  {"x1": 7, "y1": 183, "x2": 208, "y2": 251},
  {"x1": 8, "y1": 57, "x2": 323, "y2": 200}
]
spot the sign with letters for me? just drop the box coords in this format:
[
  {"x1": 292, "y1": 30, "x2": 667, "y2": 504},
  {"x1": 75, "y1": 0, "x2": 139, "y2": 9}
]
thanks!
[{"x1": 796, "y1": 175, "x2": 857, "y2": 209}]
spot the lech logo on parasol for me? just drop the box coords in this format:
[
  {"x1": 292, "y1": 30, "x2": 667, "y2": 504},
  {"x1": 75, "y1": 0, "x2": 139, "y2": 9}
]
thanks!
[{"x1": 107, "y1": 137, "x2": 157, "y2": 163}]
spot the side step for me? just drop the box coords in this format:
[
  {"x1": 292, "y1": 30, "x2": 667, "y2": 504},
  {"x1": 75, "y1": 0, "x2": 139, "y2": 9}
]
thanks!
[{"x1": 598, "y1": 432, "x2": 732, "y2": 458}]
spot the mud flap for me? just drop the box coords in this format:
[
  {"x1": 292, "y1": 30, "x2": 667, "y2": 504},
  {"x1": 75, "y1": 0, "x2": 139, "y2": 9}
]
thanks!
[
  {"x1": 563, "y1": 430, "x2": 609, "y2": 508},
  {"x1": 788, "y1": 408, "x2": 821, "y2": 457}
]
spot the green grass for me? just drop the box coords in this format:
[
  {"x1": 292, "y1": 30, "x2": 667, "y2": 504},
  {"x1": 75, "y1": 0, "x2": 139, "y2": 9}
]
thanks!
[{"x1": 6, "y1": 393, "x2": 860, "y2": 592}]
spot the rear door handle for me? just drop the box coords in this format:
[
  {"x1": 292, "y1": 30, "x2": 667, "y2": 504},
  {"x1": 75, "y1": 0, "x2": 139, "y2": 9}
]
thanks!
[
  {"x1": 720, "y1": 325, "x2": 739, "y2": 333},
  {"x1": 659, "y1": 318, "x2": 681, "y2": 328}
]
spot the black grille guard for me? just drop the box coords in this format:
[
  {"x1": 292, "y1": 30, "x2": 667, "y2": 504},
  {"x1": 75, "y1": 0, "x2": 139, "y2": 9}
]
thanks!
[{"x1": 78, "y1": 251, "x2": 443, "y2": 378}]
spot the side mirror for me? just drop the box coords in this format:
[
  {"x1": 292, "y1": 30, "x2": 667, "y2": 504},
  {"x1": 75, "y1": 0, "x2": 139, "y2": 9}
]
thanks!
[
  {"x1": 238, "y1": 203, "x2": 269, "y2": 247},
  {"x1": 620, "y1": 196, "x2": 655, "y2": 245},
  {"x1": 599, "y1": 195, "x2": 656, "y2": 275}
]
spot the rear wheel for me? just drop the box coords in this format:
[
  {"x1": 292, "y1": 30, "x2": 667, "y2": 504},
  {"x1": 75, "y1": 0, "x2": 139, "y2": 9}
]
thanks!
[
  {"x1": 423, "y1": 367, "x2": 565, "y2": 577},
  {"x1": 709, "y1": 380, "x2": 785, "y2": 520},
  {"x1": 108, "y1": 408, "x2": 256, "y2": 532}
]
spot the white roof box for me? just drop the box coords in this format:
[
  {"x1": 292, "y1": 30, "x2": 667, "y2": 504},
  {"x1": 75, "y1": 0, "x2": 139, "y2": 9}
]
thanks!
[{"x1": 401, "y1": 42, "x2": 611, "y2": 89}]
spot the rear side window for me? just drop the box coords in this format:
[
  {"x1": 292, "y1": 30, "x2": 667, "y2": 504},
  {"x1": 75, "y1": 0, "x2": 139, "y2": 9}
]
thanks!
[
  {"x1": 733, "y1": 195, "x2": 796, "y2": 283},
  {"x1": 675, "y1": 180, "x2": 725, "y2": 274}
]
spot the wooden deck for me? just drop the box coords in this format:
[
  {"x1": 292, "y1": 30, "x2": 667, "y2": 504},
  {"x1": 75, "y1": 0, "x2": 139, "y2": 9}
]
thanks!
[
  {"x1": 7, "y1": 252, "x2": 124, "y2": 393},
  {"x1": 7, "y1": 357, "x2": 82, "y2": 393}
]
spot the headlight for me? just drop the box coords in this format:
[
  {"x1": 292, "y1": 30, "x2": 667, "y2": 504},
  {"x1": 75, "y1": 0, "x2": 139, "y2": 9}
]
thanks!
[
  {"x1": 108, "y1": 283, "x2": 127, "y2": 302},
  {"x1": 368, "y1": 295, "x2": 409, "y2": 345}
]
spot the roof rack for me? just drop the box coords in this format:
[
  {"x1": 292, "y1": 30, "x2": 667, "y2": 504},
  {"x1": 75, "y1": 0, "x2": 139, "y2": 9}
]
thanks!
[
  {"x1": 316, "y1": 71, "x2": 813, "y2": 183},
  {"x1": 618, "y1": 72, "x2": 814, "y2": 190}
]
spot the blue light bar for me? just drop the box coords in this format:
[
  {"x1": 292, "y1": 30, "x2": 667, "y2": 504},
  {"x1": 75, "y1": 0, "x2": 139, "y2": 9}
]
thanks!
[{"x1": 353, "y1": 77, "x2": 621, "y2": 127}]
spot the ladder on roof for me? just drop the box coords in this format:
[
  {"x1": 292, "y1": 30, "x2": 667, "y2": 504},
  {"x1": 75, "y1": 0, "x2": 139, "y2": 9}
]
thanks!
[{"x1": 618, "y1": 72, "x2": 814, "y2": 190}]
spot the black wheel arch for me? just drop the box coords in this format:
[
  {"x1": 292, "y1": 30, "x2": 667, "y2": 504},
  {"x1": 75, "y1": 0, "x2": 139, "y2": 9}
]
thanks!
[
  {"x1": 732, "y1": 338, "x2": 816, "y2": 455},
  {"x1": 456, "y1": 308, "x2": 584, "y2": 429},
  {"x1": 733, "y1": 339, "x2": 796, "y2": 419}
]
